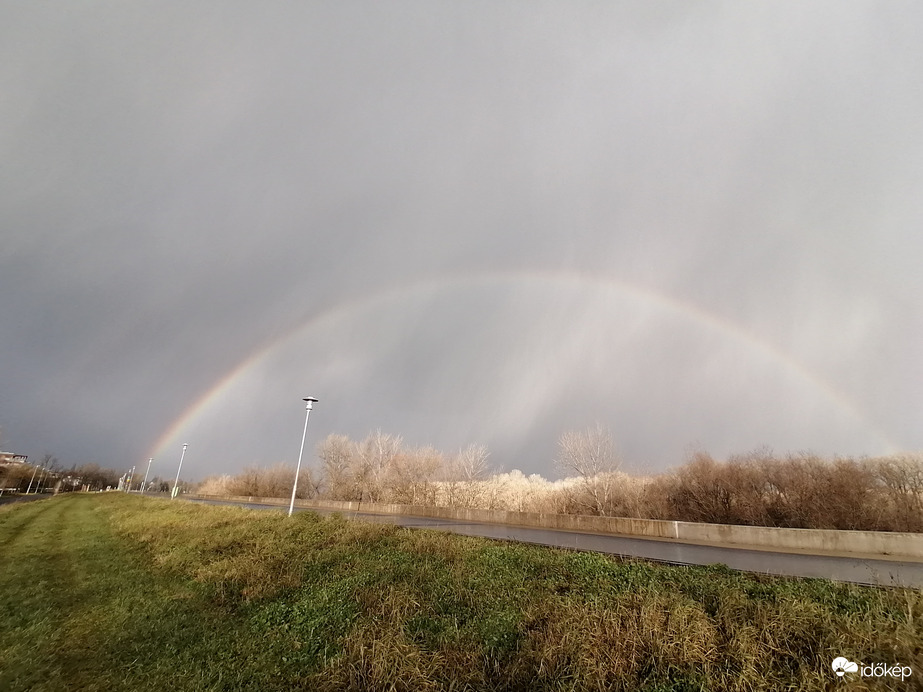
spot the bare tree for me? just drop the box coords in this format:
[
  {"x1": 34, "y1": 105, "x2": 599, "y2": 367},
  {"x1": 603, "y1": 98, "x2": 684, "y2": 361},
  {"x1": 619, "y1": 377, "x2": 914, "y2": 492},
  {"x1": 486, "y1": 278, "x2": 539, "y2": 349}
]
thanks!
[
  {"x1": 388, "y1": 445, "x2": 442, "y2": 505},
  {"x1": 74, "y1": 463, "x2": 120, "y2": 491},
  {"x1": 872, "y1": 454, "x2": 923, "y2": 532},
  {"x1": 457, "y1": 443, "x2": 489, "y2": 482},
  {"x1": 356, "y1": 429, "x2": 403, "y2": 502},
  {"x1": 441, "y1": 443, "x2": 490, "y2": 507},
  {"x1": 659, "y1": 451, "x2": 738, "y2": 524},
  {"x1": 317, "y1": 433, "x2": 359, "y2": 500},
  {"x1": 555, "y1": 424, "x2": 621, "y2": 516}
]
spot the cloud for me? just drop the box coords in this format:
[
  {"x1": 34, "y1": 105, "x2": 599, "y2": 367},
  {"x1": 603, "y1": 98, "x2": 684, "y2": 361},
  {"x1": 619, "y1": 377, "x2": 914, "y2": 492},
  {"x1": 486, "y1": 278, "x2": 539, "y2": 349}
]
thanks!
[{"x1": 1, "y1": 3, "x2": 921, "y2": 476}]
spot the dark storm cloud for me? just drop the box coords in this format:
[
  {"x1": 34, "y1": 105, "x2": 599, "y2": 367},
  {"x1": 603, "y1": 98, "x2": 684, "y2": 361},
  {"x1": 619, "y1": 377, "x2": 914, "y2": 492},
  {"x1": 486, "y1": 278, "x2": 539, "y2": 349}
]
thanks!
[{"x1": 2, "y1": 2, "x2": 921, "y2": 477}]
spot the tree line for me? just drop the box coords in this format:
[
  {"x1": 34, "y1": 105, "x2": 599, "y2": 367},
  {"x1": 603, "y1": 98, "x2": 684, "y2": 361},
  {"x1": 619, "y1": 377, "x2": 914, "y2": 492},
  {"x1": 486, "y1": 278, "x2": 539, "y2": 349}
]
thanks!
[
  {"x1": 0, "y1": 456, "x2": 173, "y2": 494},
  {"x1": 197, "y1": 426, "x2": 923, "y2": 533}
]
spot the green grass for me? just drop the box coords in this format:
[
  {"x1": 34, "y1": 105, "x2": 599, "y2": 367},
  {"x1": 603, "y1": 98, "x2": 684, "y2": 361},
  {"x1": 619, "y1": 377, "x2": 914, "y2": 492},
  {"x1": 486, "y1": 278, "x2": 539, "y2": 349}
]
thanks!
[{"x1": 1, "y1": 494, "x2": 920, "y2": 691}]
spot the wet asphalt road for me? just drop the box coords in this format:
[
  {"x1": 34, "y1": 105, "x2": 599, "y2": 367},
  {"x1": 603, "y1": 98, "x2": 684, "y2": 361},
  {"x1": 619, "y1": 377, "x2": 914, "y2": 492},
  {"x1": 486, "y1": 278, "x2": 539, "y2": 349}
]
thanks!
[
  {"x1": 0, "y1": 494, "x2": 50, "y2": 507},
  {"x1": 187, "y1": 498, "x2": 923, "y2": 588}
]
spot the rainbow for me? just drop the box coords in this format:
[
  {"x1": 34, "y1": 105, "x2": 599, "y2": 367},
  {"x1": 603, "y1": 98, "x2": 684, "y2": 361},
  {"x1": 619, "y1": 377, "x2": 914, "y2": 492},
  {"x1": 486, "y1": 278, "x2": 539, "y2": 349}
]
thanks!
[{"x1": 148, "y1": 268, "x2": 900, "y2": 461}]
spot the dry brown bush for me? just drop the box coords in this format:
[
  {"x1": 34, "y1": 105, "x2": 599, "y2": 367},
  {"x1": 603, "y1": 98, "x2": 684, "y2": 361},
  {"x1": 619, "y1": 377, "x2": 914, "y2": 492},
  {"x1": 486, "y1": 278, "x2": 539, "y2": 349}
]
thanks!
[
  {"x1": 871, "y1": 453, "x2": 923, "y2": 532},
  {"x1": 222, "y1": 463, "x2": 316, "y2": 500},
  {"x1": 196, "y1": 474, "x2": 236, "y2": 496},
  {"x1": 644, "y1": 449, "x2": 923, "y2": 531}
]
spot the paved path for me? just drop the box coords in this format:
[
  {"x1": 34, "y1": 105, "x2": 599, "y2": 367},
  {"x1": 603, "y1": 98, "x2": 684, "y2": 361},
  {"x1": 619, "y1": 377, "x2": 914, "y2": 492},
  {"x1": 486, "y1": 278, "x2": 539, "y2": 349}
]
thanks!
[
  {"x1": 0, "y1": 494, "x2": 50, "y2": 508},
  {"x1": 188, "y1": 498, "x2": 923, "y2": 588}
]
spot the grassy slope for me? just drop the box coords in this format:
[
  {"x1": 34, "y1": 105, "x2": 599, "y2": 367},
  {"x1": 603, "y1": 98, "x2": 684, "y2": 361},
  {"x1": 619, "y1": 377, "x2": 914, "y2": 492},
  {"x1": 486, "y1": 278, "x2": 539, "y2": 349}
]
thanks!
[
  {"x1": 1, "y1": 494, "x2": 920, "y2": 691},
  {"x1": 0, "y1": 495, "x2": 304, "y2": 691}
]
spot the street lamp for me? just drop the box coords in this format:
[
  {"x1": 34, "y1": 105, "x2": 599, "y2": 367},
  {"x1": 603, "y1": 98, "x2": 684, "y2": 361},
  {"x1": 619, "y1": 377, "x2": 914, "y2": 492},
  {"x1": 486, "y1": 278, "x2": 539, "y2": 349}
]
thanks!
[
  {"x1": 25, "y1": 465, "x2": 40, "y2": 494},
  {"x1": 141, "y1": 458, "x2": 153, "y2": 493},
  {"x1": 289, "y1": 397, "x2": 318, "y2": 517},
  {"x1": 34, "y1": 467, "x2": 47, "y2": 494},
  {"x1": 172, "y1": 443, "x2": 188, "y2": 499}
]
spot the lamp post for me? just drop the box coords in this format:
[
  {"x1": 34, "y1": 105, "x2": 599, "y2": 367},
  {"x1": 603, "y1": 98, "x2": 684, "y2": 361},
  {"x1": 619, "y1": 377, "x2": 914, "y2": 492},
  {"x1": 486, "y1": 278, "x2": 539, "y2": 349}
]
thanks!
[
  {"x1": 172, "y1": 443, "x2": 188, "y2": 499},
  {"x1": 289, "y1": 397, "x2": 318, "y2": 517},
  {"x1": 141, "y1": 458, "x2": 153, "y2": 493},
  {"x1": 25, "y1": 465, "x2": 40, "y2": 494},
  {"x1": 126, "y1": 465, "x2": 136, "y2": 492}
]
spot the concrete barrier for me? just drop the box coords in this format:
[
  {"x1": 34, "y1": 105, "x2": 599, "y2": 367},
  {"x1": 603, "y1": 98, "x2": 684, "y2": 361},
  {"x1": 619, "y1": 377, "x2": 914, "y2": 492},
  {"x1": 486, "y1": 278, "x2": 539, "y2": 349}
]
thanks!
[{"x1": 188, "y1": 494, "x2": 923, "y2": 559}]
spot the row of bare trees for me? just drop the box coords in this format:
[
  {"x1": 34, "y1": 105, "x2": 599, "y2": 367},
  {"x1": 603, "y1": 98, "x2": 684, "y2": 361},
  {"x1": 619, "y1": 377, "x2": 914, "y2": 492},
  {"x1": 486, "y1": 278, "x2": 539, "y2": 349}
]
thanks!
[
  {"x1": 317, "y1": 430, "x2": 490, "y2": 505},
  {"x1": 195, "y1": 426, "x2": 923, "y2": 533},
  {"x1": 0, "y1": 457, "x2": 132, "y2": 493},
  {"x1": 198, "y1": 430, "x2": 491, "y2": 507},
  {"x1": 647, "y1": 450, "x2": 923, "y2": 532},
  {"x1": 550, "y1": 429, "x2": 923, "y2": 531}
]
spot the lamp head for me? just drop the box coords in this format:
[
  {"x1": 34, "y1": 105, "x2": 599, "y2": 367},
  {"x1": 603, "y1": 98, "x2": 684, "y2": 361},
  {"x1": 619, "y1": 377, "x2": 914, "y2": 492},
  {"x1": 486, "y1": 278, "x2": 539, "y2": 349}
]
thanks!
[{"x1": 303, "y1": 396, "x2": 318, "y2": 410}]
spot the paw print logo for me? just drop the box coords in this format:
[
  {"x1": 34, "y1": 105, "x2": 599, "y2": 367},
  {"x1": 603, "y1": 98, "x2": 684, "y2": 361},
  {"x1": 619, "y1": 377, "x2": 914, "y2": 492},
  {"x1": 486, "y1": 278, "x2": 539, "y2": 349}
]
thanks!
[{"x1": 832, "y1": 657, "x2": 859, "y2": 677}]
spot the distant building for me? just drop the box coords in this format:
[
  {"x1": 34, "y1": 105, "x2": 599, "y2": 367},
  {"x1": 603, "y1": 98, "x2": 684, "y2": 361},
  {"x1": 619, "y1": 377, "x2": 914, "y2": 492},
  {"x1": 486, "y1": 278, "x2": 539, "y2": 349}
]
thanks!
[{"x1": 0, "y1": 452, "x2": 28, "y2": 465}]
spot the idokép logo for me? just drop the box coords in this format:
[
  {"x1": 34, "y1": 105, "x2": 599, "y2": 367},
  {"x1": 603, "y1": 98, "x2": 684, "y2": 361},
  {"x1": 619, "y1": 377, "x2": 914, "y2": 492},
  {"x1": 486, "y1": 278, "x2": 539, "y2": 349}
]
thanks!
[
  {"x1": 832, "y1": 656, "x2": 912, "y2": 681},
  {"x1": 832, "y1": 657, "x2": 858, "y2": 677}
]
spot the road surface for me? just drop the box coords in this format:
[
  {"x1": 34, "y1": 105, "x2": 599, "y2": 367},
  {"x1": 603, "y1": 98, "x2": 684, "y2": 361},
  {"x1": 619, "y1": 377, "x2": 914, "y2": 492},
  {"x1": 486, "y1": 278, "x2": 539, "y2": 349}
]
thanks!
[{"x1": 0, "y1": 494, "x2": 51, "y2": 508}]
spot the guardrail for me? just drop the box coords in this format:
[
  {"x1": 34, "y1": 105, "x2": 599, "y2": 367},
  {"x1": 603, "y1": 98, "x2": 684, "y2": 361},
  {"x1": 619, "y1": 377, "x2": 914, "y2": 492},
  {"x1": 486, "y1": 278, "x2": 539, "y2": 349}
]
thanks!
[{"x1": 187, "y1": 494, "x2": 923, "y2": 560}]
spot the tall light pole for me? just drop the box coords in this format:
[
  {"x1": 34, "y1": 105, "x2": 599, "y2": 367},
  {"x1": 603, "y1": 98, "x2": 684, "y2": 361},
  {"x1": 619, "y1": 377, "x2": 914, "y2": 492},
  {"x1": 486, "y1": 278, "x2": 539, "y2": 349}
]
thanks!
[
  {"x1": 25, "y1": 465, "x2": 40, "y2": 494},
  {"x1": 141, "y1": 458, "x2": 153, "y2": 493},
  {"x1": 289, "y1": 397, "x2": 318, "y2": 517},
  {"x1": 172, "y1": 443, "x2": 188, "y2": 499}
]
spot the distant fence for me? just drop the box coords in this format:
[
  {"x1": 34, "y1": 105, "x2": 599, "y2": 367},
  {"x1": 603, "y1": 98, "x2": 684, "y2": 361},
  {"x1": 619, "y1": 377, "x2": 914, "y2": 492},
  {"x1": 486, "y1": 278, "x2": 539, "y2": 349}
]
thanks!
[{"x1": 187, "y1": 495, "x2": 923, "y2": 559}]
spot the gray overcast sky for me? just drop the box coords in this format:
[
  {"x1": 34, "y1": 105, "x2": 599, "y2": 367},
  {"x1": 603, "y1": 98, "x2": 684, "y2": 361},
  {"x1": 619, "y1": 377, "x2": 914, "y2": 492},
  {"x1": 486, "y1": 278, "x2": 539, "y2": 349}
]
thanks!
[{"x1": 2, "y1": 2, "x2": 921, "y2": 480}]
